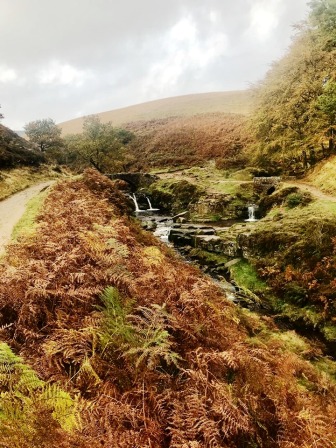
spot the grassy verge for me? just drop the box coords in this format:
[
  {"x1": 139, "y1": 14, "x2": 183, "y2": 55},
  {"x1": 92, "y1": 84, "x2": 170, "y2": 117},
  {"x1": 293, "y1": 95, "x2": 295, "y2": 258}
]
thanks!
[
  {"x1": 11, "y1": 188, "x2": 50, "y2": 240},
  {"x1": 0, "y1": 165, "x2": 67, "y2": 201},
  {"x1": 306, "y1": 155, "x2": 336, "y2": 195},
  {"x1": 229, "y1": 260, "x2": 268, "y2": 294}
]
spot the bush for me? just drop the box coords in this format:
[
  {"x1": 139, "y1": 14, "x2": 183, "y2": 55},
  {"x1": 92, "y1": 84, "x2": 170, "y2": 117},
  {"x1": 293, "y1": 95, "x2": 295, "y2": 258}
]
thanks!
[
  {"x1": 284, "y1": 282, "x2": 308, "y2": 306},
  {"x1": 286, "y1": 191, "x2": 313, "y2": 208}
]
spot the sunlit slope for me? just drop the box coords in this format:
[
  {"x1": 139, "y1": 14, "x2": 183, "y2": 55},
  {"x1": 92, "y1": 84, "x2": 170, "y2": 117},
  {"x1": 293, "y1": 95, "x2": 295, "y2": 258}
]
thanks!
[
  {"x1": 305, "y1": 155, "x2": 336, "y2": 195},
  {"x1": 58, "y1": 90, "x2": 252, "y2": 135}
]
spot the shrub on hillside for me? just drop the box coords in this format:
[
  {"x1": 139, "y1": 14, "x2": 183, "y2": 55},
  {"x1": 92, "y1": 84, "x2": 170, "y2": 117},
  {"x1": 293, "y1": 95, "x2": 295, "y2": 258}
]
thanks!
[
  {"x1": 286, "y1": 191, "x2": 313, "y2": 208},
  {"x1": 0, "y1": 124, "x2": 45, "y2": 168}
]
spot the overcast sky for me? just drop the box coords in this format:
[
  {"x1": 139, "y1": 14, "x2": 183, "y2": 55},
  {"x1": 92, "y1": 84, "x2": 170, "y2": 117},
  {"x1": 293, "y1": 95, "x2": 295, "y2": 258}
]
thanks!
[{"x1": 1, "y1": 0, "x2": 309, "y2": 130}]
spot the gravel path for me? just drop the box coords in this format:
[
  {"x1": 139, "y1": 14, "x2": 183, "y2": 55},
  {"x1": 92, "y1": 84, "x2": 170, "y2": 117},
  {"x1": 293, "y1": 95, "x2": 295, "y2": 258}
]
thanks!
[{"x1": 0, "y1": 181, "x2": 53, "y2": 255}]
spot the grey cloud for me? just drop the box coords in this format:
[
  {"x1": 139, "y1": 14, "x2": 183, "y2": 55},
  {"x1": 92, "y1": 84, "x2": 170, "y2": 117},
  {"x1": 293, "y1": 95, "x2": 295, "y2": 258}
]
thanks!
[{"x1": 0, "y1": 0, "x2": 309, "y2": 129}]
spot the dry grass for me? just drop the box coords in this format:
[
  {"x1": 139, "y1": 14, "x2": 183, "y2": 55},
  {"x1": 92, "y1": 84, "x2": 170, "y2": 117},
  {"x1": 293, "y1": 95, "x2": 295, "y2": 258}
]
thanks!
[
  {"x1": 0, "y1": 169, "x2": 335, "y2": 447},
  {"x1": 0, "y1": 166, "x2": 68, "y2": 201},
  {"x1": 58, "y1": 91, "x2": 253, "y2": 135},
  {"x1": 126, "y1": 112, "x2": 251, "y2": 169},
  {"x1": 305, "y1": 155, "x2": 336, "y2": 195}
]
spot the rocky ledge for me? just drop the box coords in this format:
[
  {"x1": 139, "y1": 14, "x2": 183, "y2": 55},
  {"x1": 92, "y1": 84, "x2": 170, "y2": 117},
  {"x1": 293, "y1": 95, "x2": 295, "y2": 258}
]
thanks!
[{"x1": 169, "y1": 222, "x2": 256, "y2": 259}]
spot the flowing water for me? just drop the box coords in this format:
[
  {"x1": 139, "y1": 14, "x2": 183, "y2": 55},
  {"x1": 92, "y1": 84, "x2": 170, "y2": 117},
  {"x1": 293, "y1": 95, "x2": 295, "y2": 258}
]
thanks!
[
  {"x1": 245, "y1": 205, "x2": 258, "y2": 222},
  {"x1": 146, "y1": 196, "x2": 160, "y2": 212}
]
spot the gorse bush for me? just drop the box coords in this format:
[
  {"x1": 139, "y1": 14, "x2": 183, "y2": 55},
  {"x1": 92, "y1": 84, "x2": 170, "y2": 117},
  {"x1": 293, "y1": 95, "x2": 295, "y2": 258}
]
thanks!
[{"x1": 0, "y1": 169, "x2": 335, "y2": 446}]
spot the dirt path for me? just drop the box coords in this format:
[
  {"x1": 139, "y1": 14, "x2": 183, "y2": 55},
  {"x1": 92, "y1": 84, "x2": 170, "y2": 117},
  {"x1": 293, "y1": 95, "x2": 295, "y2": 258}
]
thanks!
[
  {"x1": 158, "y1": 169, "x2": 336, "y2": 201},
  {"x1": 284, "y1": 181, "x2": 336, "y2": 203},
  {"x1": 158, "y1": 170, "x2": 252, "y2": 193},
  {"x1": 0, "y1": 181, "x2": 53, "y2": 254}
]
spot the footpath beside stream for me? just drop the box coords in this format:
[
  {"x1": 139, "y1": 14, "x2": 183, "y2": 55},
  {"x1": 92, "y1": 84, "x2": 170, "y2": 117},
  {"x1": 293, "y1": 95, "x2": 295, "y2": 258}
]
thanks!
[{"x1": 0, "y1": 181, "x2": 53, "y2": 254}]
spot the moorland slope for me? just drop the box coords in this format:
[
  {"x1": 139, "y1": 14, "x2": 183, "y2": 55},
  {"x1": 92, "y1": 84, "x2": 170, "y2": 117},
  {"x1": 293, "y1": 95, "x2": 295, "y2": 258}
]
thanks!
[
  {"x1": 58, "y1": 90, "x2": 252, "y2": 135},
  {"x1": 0, "y1": 124, "x2": 45, "y2": 168},
  {"x1": 126, "y1": 112, "x2": 251, "y2": 169}
]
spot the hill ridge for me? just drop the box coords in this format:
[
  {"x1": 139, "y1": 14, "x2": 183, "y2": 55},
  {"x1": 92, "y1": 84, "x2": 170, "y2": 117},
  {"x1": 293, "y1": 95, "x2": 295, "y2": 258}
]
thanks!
[{"x1": 58, "y1": 90, "x2": 252, "y2": 135}]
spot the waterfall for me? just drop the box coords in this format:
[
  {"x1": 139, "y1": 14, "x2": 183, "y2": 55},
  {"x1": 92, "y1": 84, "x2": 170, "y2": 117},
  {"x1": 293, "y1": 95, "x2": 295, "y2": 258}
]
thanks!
[
  {"x1": 146, "y1": 196, "x2": 159, "y2": 212},
  {"x1": 128, "y1": 194, "x2": 143, "y2": 212},
  {"x1": 245, "y1": 205, "x2": 257, "y2": 222},
  {"x1": 128, "y1": 194, "x2": 159, "y2": 212},
  {"x1": 248, "y1": 206, "x2": 255, "y2": 220}
]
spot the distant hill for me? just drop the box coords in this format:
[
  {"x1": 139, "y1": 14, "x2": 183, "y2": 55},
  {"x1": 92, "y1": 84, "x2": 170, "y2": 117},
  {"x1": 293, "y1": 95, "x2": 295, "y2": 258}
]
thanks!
[
  {"x1": 58, "y1": 90, "x2": 252, "y2": 135},
  {"x1": 125, "y1": 112, "x2": 251, "y2": 169},
  {"x1": 0, "y1": 124, "x2": 45, "y2": 168}
]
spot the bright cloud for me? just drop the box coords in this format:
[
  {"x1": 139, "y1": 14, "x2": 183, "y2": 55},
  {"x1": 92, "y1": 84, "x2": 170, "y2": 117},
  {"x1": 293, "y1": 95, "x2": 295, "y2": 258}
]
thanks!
[
  {"x1": 0, "y1": 65, "x2": 18, "y2": 83},
  {"x1": 247, "y1": 0, "x2": 283, "y2": 41},
  {"x1": 144, "y1": 16, "x2": 228, "y2": 96},
  {"x1": 38, "y1": 61, "x2": 92, "y2": 87},
  {"x1": 0, "y1": 0, "x2": 309, "y2": 129}
]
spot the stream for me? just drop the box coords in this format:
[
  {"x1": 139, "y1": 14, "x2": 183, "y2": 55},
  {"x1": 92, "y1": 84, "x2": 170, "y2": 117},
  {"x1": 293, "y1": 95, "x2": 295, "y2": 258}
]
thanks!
[
  {"x1": 134, "y1": 208, "x2": 336, "y2": 357},
  {"x1": 135, "y1": 210, "x2": 253, "y2": 307}
]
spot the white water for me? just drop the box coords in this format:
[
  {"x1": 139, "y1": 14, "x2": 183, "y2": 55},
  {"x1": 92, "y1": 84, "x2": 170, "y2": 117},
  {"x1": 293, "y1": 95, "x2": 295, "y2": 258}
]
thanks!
[
  {"x1": 245, "y1": 205, "x2": 258, "y2": 222},
  {"x1": 153, "y1": 223, "x2": 172, "y2": 243},
  {"x1": 128, "y1": 194, "x2": 159, "y2": 213},
  {"x1": 128, "y1": 193, "x2": 146, "y2": 212},
  {"x1": 146, "y1": 196, "x2": 160, "y2": 212}
]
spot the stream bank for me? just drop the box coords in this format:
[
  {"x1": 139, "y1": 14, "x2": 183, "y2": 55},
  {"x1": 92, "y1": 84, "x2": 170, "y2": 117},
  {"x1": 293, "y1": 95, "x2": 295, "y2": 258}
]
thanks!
[{"x1": 131, "y1": 178, "x2": 336, "y2": 358}]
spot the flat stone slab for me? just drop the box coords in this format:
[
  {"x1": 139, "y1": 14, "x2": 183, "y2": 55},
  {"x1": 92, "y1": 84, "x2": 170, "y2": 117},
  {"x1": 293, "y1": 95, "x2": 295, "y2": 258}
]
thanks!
[
  {"x1": 224, "y1": 258, "x2": 241, "y2": 268},
  {"x1": 195, "y1": 235, "x2": 221, "y2": 242}
]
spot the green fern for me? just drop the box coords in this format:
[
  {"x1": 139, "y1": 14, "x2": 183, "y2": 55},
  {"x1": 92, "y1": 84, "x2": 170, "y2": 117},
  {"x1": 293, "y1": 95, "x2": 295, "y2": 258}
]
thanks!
[
  {"x1": 97, "y1": 288, "x2": 182, "y2": 371},
  {"x1": 97, "y1": 286, "x2": 135, "y2": 355},
  {"x1": 40, "y1": 383, "x2": 80, "y2": 432},
  {"x1": 0, "y1": 342, "x2": 79, "y2": 432},
  {"x1": 124, "y1": 304, "x2": 182, "y2": 370},
  {"x1": 0, "y1": 342, "x2": 44, "y2": 394}
]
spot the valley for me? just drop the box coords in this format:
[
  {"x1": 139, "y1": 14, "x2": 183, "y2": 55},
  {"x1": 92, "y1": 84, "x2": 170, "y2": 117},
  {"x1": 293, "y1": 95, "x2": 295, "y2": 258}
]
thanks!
[
  {"x1": 0, "y1": 169, "x2": 336, "y2": 448},
  {"x1": 1, "y1": 1, "x2": 336, "y2": 444}
]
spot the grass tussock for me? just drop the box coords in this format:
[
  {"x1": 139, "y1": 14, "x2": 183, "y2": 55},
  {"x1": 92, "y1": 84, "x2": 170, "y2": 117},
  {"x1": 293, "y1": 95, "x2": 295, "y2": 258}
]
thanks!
[
  {"x1": 306, "y1": 155, "x2": 336, "y2": 195},
  {"x1": 0, "y1": 169, "x2": 335, "y2": 447}
]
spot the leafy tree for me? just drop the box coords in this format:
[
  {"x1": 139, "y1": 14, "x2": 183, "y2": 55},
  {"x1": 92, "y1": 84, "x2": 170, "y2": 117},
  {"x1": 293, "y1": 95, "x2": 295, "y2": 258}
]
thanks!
[
  {"x1": 317, "y1": 80, "x2": 336, "y2": 124},
  {"x1": 0, "y1": 105, "x2": 3, "y2": 120},
  {"x1": 249, "y1": 0, "x2": 336, "y2": 171},
  {"x1": 309, "y1": 0, "x2": 336, "y2": 47},
  {"x1": 66, "y1": 115, "x2": 134, "y2": 173},
  {"x1": 24, "y1": 118, "x2": 63, "y2": 151}
]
